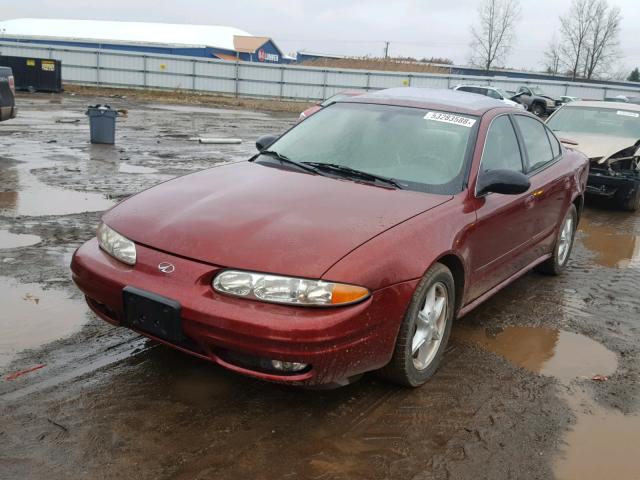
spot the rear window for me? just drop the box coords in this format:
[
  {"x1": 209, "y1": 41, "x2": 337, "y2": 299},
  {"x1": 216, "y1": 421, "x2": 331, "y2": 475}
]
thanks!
[
  {"x1": 268, "y1": 103, "x2": 478, "y2": 194},
  {"x1": 515, "y1": 115, "x2": 555, "y2": 172}
]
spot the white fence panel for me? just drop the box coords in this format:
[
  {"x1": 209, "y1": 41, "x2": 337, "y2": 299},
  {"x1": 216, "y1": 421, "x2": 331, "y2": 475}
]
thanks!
[
  {"x1": 240, "y1": 64, "x2": 281, "y2": 82},
  {"x1": 194, "y1": 77, "x2": 235, "y2": 93},
  {"x1": 146, "y1": 72, "x2": 192, "y2": 90},
  {"x1": 282, "y1": 83, "x2": 324, "y2": 100},
  {"x1": 54, "y1": 50, "x2": 97, "y2": 67},
  {"x1": 368, "y1": 73, "x2": 410, "y2": 89},
  {"x1": 0, "y1": 44, "x2": 52, "y2": 58},
  {"x1": 411, "y1": 75, "x2": 450, "y2": 89},
  {"x1": 282, "y1": 68, "x2": 325, "y2": 87},
  {"x1": 146, "y1": 57, "x2": 193, "y2": 75},
  {"x1": 99, "y1": 69, "x2": 144, "y2": 86},
  {"x1": 62, "y1": 65, "x2": 97, "y2": 83},
  {"x1": 326, "y1": 71, "x2": 367, "y2": 88},
  {"x1": 239, "y1": 80, "x2": 280, "y2": 97},
  {"x1": 3, "y1": 41, "x2": 640, "y2": 103},
  {"x1": 99, "y1": 53, "x2": 144, "y2": 71},
  {"x1": 196, "y1": 61, "x2": 236, "y2": 79}
]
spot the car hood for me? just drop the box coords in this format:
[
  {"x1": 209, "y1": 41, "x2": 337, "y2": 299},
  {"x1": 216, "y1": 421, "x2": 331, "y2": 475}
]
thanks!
[
  {"x1": 104, "y1": 162, "x2": 452, "y2": 278},
  {"x1": 554, "y1": 131, "x2": 640, "y2": 163},
  {"x1": 503, "y1": 98, "x2": 523, "y2": 108}
]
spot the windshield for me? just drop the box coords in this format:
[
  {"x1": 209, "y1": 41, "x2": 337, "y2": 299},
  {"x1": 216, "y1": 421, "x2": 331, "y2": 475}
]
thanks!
[
  {"x1": 531, "y1": 87, "x2": 547, "y2": 96},
  {"x1": 267, "y1": 103, "x2": 477, "y2": 194},
  {"x1": 547, "y1": 106, "x2": 640, "y2": 138}
]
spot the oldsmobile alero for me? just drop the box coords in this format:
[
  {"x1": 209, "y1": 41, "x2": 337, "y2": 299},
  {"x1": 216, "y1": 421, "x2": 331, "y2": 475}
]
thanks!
[{"x1": 71, "y1": 88, "x2": 589, "y2": 387}]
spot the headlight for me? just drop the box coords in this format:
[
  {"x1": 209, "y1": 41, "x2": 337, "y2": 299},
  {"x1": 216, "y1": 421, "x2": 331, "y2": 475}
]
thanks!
[
  {"x1": 97, "y1": 222, "x2": 136, "y2": 265},
  {"x1": 213, "y1": 270, "x2": 370, "y2": 306},
  {"x1": 546, "y1": 99, "x2": 555, "y2": 107}
]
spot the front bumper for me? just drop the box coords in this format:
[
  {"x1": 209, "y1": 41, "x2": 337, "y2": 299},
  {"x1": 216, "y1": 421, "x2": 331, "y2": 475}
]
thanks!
[
  {"x1": 587, "y1": 170, "x2": 640, "y2": 198},
  {"x1": 71, "y1": 238, "x2": 416, "y2": 385}
]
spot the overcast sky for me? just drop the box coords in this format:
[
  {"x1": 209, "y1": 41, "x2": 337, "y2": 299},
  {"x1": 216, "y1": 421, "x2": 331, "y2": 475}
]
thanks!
[{"x1": 2, "y1": 0, "x2": 639, "y2": 73}]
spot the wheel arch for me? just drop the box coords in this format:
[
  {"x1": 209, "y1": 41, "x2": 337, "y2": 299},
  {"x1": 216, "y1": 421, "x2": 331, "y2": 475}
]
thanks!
[
  {"x1": 572, "y1": 194, "x2": 584, "y2": 221},
  {"x1": 434, "y1": 253, "x2": 466, "y2": 316}
]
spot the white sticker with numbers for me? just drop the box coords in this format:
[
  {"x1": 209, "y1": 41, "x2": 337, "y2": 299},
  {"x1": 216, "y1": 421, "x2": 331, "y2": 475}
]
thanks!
[
  {"x1": 424, "y1": 111, "x2": 476, "y2": 128},
  {"x1": 617, "y1": 110, "x2": 639, "y2": 118}
]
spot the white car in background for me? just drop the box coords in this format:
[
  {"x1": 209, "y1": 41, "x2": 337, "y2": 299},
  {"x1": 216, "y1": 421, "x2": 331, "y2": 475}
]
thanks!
[{"x1": 453, "y1": 85, "x2": 525, "y2": 109}]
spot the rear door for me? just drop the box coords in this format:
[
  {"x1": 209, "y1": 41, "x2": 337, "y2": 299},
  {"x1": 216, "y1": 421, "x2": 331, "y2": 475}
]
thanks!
[
  {"x1": 513, "y1": 114, "x2": 571, "y2": 258},
  {"x1": 467, "y1": 114, "x2": 537, "y2": 300}
]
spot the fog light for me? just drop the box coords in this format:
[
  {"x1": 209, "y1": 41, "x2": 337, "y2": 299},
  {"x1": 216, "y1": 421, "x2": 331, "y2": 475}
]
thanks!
[{"x1": 270, "y1": 360, "x2": 308, "y2": 372}]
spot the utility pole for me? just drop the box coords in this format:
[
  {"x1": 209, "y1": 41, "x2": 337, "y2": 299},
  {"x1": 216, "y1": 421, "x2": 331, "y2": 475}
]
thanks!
[{"x1": 384, "y1": 41, "x2": 390, "y2": 59}]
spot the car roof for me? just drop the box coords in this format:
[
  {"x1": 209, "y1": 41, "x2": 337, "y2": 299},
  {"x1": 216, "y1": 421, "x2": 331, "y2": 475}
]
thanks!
[
  {"x1": 562, "y1": 100, "x2": 640, "y2": 111},
  {"x1": 344, "y1": 87, "x2": 505, "y2": 115},
  {"x1": 456, "y1": 84, "x2": 497, "y2": 89}
]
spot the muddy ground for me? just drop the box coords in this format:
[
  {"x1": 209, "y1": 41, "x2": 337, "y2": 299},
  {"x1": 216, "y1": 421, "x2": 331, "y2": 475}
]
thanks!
[{"x1": 0, "y1": 91, "x2": 639, "y2": 480}]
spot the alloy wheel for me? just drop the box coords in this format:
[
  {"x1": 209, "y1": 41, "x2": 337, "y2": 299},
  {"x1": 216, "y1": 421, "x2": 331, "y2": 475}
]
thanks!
[
  {"x1": 557, "y1": 216, "x2": 574, "y2": 265},
  {"x1": 411, "y1": 282, "x2": 448, "y2": 370}
]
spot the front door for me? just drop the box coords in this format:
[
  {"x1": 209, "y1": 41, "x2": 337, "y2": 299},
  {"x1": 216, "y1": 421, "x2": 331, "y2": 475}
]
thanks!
[{"x1": 466, "y1": 114, "x2": 538, "y2": 301}]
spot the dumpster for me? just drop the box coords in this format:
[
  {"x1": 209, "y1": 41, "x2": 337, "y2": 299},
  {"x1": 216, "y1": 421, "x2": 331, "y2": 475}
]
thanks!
[
  {"x1": 86, "y1": 105, "x2": 116, "y2": 144},
  {"x1": 0, "y1": 56, "x2": 63, "y2": 93}
]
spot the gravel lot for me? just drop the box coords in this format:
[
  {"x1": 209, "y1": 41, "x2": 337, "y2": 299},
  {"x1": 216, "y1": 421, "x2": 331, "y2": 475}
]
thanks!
[{"x1": 1, "y1": 90, "x2": 639, "y2": 480}]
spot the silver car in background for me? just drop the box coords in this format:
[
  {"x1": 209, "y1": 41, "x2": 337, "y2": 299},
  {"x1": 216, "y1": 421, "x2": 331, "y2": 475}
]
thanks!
[{"x1": 453, "y1": 85, "x2": 525, "y2": 109}]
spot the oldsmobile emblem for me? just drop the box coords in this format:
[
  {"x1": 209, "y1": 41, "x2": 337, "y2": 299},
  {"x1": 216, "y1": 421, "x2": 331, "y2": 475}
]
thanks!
[{"x1": 158, "y1": 262, "x2": 175, "y2": 274}]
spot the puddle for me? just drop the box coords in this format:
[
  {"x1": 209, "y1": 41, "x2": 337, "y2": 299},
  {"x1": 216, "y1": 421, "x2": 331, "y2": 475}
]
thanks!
[
  {"x1": 455, "y1": 324, "x2": 638, "y2": 479},
  {"x1": 453, "y1": 326, "x2": 617, "y2": 382},
  {"x1": 0, "y1": 162, "x2": 114, "y2": 217},
  {"x1": 555, "y1": 392, "x2": 640, "y2": 480},
  {"x1": 118, "y1": 163, "x2": 158, "y2": 174},
  {"x1": 579, "y1": 217, "x2": 640, "y2": 268},
  {"x1": 0, "y1": 230, "x2": 41, "y2": 249},
  {"x1": 0, "y1": 277, "x2": 89, "y2": 369}
]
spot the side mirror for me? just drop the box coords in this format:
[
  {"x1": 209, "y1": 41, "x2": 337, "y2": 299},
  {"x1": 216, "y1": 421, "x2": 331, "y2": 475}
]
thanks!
[
  {"x1": 256, "y1": 134, "x2": 279, "y2": 152},
  {"x1": 476, "y1": 169, "x2": 531, "y2": 196}
]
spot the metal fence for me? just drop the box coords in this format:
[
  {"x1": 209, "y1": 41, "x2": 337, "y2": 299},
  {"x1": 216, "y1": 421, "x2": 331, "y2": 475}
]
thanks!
[{"x1": 2, "y1": 40, "x2": 639, "y2": 101}]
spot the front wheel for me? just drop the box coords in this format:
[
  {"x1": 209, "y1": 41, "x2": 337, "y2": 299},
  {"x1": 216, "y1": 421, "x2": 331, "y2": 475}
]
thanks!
[
  {"x1": 615, "y1": 184, "x2": 640, "y2": 211},
  {"x1": 530, "y1": 103, "x2": 545, "y2": 116},
  {"x1": 378, "y1": 263, "x2": 455, "y2": 387},
  {"x1": 536, "y1": 204, "x2": 577, "y2": 275}
]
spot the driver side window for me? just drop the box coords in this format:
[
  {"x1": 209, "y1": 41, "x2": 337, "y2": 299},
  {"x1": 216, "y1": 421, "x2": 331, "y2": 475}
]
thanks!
[{"x1": 481, "y1": 116, "x2": 524, "y2": 173}]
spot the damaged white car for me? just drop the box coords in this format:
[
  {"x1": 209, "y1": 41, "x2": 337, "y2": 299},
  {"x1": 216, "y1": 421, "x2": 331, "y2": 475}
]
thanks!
[{"x1": 547, "y1": 101, "x2": 640, "y2": 211}]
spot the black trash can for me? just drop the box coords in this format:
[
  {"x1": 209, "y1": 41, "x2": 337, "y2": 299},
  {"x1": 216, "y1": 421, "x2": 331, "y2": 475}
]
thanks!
[{"x1": 86, "y1": 105, "x2": 116, "y2": 144}]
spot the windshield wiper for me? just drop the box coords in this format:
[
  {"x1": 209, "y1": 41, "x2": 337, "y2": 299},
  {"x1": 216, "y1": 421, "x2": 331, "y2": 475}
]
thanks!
[
  {"x1": 255, "y1": 150, "x2": 321, "y2": 175},
  {"x1": 302, "y1": 162, "x2": 403, "y2": 189}
]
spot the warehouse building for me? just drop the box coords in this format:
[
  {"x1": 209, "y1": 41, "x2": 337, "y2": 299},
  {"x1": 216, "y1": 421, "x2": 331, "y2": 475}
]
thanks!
[{"x1": 0, "y1": 18, "x2": 291, "y2": 63}]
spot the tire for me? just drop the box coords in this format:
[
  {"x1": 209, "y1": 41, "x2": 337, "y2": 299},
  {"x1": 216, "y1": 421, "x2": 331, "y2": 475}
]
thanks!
[
  {"x1": 615, "y1": 184, "x2": 640, "y2": 211},
  {"x1": 536, "y1": 204, "x2": 577, "y2": 275},
  {"x1": 530, "y1": 103, "x2": 545, "y2": 117},
  {"x1": 378, "y1": 263, "x2": 455, "y2": 387}
]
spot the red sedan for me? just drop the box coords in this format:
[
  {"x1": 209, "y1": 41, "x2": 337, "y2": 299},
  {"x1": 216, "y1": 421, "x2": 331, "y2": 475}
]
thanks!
[{"x1": 71, "y1": 88, "x2": 588, "y2": 387}]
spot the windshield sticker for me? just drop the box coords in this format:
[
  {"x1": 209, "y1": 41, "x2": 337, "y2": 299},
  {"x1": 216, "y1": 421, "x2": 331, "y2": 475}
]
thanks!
[
  {"x1": 424, "y1": 111, "x2": 476, "y2": 128},
  {"x1": 617, "y1": 110, "x2": 639, "y2": 118}
]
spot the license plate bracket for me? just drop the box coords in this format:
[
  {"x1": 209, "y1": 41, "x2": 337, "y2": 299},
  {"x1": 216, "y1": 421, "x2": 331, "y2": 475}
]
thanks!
[{"x1": 122, "y1": 286, "x2": 183, "y2": 343}]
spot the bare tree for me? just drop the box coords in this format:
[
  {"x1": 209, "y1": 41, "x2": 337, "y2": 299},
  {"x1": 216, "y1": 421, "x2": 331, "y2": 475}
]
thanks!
[
  {"x1": 558, "y1": 0, "x2": 621, "y2": 80},
  {"x1": 543, "y1": 35, "x2": 562, "y2": 75},
  {"x1": 469, "y1": 0, "x2": 521, "y2": 71},
  {"x1": 583, "y1": 3, "x2": 621, "y2": 79},
  {"x1": 558, "y1": 0, "x2": 597, "y2": 80}
]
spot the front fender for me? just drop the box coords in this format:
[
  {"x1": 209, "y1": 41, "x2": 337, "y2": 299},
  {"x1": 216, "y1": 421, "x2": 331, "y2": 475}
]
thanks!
[{"x1": 321, "y1": 195, "x2": 475, "y2": 292}]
